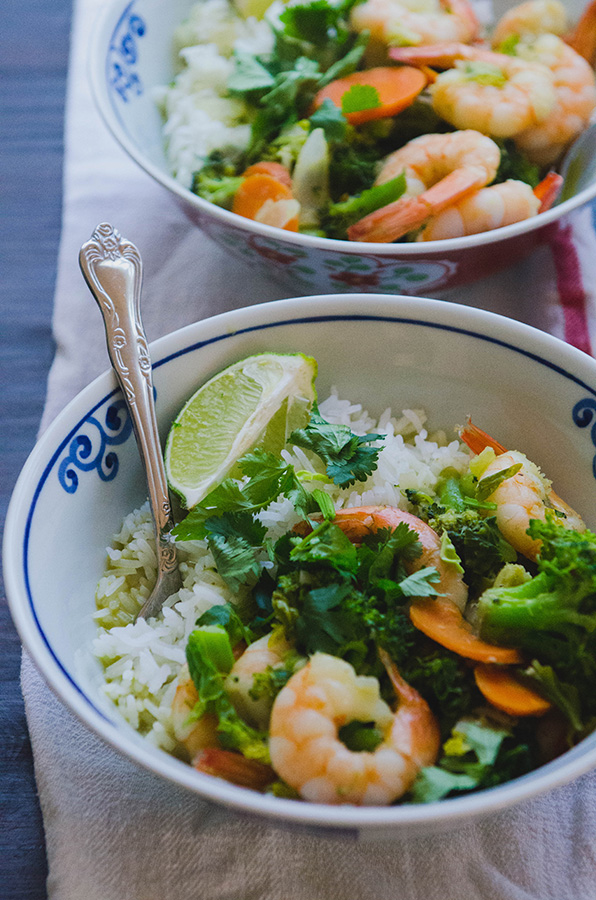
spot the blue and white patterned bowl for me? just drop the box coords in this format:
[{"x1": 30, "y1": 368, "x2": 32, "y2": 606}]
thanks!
[
  {"x1": 5, "y1": 293, "x2": 596, "y2": 835},
  {"x1": 89, "y1": 0, "x2": 596, "y2": 295}
]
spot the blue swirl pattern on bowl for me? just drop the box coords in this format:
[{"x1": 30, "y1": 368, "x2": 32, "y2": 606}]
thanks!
[
  {"x1": 57, "y1": 400, "x2": 133, "y2": 493},
  {"x1": 107, "y1": 0, "x2": 146, "y2": 103}
]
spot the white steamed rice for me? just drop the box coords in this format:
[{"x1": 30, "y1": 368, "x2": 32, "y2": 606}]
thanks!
[
  {"x1": 155, "y1": 0, "x2": 277, "y2": 188},
  {"x1": 92, "y1": 391, "x2": 470, "y2": 752}
]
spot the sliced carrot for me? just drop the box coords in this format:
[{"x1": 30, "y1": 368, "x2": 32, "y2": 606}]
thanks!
[
  {"x1": 312, "y1": 66, "x2": 427, "y2": 126},
  {"x1": 459, "y1": 418, "x2": 506, "y2": 455},
  {"x1": 420, "y1": 64, "x2": 438, "y2": 84},
  {"x1": 242, "y1": 161, "x2": 292, "y2": 189},
  {"x1": 232, "y1": 173, "x2": 298, "y2": 231},
  {"x1": 533, "y1": 172, "x2": 563, "y2": 214},
  {"x1": 409, "y1": 596, "x2": 523, "y2": 664},
  {"x1": 474, "y1": 664, "x2": 552, "y2": 717},
  {"x1": 192, "y1": 748, "x2": 276, "y2": 790}
]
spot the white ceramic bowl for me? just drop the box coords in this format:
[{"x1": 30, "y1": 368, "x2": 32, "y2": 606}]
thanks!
[
  {"x1": 6, "y1": 293, "x2": 596, "y2": 836},
  {"x1": 89, "y1": 0, "x2": 596, "y2": 295}
]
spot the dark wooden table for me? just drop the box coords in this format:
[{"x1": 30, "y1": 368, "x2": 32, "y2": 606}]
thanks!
[{"x1": 1, "y1": 2, "x2": 72, "y2": 896}]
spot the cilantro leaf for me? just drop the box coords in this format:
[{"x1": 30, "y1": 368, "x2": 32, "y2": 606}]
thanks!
[
  {"x1": 318, "y1": 38, "x2": 367, "y2": 86},
  {"x1": 204, "y1": 513, "x2": 266, "y2": 591},
  {"x1": 341, "y1": 83, "x2": 381, "y2": 115},
  {"x1": 172, "y1": 449, "x2": 316, "y2": 542},
  {"x1": 409, "y1": 766, "x2": 478, "y2": 803},
  {"x1": 453, "y1": 718, "x2": 509, "y2": 766},
  {"x1": 409, "y1": 715, "x2": 534, "y2": 803},
  {"x1": 227, "y1": 51, "x2": 275, "y2": 94},
  {"x1": 278, "y1": 0, "x2": 360, "y2": 48},
  {"x1": 172, "y1": 449, "x2": 318, "y2": 591},
  {"x1": 290, "y1": 519, "x2": 359, "y2": 575},
  {"x1": 362, "y1": 522, "x2": 423, "y2": 577},
  {"x1": 241, "y1": 449, "x2": 316, "y2": 519},
  {"x1": 309, "y1": 98, "x2": 348, "y2": 142},
  {"x1": 397, "y1": 566, "x2": 441, "y2": 598},
  {"x1": 290, "y1": 411, "x2": 384, "y2": 486},
  {"x1": 297, "y1": 580, "x2": 363, "y2": 653},
  {"x1": 246, "y1": 57, "x2": 322, "y2": 158},
  {"x1": 279, "y1": 0, "x2": 343, "y2": 46}
]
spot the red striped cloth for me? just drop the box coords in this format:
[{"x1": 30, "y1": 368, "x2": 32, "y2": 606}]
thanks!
[{"x1": 550, "y1": 220, "x2": 593, "y2": 355}]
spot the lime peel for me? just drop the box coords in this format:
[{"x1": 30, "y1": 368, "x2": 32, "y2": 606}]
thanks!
[{"x1": 165, "y1": 352, "x2": 317, "y2": 509}]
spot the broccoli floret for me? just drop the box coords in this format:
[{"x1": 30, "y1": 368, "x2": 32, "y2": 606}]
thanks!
[
  {"x1": 327, "y1": 140, "x2": 382, "y2": 198},
  {"x1": 478, "y1": 515, "x2": 596, "y2": 730},
  {"x1": 191, "y1": 151, "x2": 245, "y2": 209},
  {"x1": 479, "y1": 516, "x2": 596, "y2": 641},
  {"x1": 192, "y1": 172, "x2": 245, "y2": 209},
  {"x1": 261, "y1": 121, "x2": 310, "y2": 169},
  {"x1": 494, "y1": 138, "x2": 542, "y2": 188},
  {"x1": 408, "y1": 470, "x2": 518, "y2": 595},
  {"x1": 437, "y1": 514, "x2": 518, "y2": 595}
]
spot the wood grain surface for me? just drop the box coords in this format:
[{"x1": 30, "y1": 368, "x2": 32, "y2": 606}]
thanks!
[{"x1": 1, "y1": 2, "x2": 72, "y2": 896}]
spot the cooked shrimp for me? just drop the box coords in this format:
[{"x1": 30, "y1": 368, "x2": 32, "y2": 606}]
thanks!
[
  {"x1": 419, "y1": 178, "x2": 540, "y2": 240},
  {"x1": 348, "y1": 130, "x2": 500, "y2": 243},
  {"x1": 460, "y1": 421, "x2": 585, "y2": 560},
  {"x1": 224, "y1": 631, "x2": 293, "y2": 730},
  {"x1": 171, "y1": 664, "x2": 219, "y2": 758},
  {"x1": 350, "y1": 0, "x2": 479, "y2": 58},
  {"x1": 391, "y1": 43, "x2": 557, "y2": 138},
  {"x1": 477, "y1": 450, "x2": 585, "y2": 559},
  {"x1": 505, "y1": 34, "x2": 596, "y2": 165},
  {"x1": 333, "y1": 504, "x2": 468, "y2": 610},
  {"x1": 491, "y1": 0, "x2": 569, "y2": 46},
  {"x1": 268, "y1": 650, "x2": 440, "y2": 804}
]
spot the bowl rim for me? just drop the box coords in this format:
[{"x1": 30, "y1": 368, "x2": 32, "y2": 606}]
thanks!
[
  {"x1": 89, "y1": 0, "x2": 596, "y2": 257},
  {"x1": 6, "y1": 292, "x2": 596, "y2": 832}
]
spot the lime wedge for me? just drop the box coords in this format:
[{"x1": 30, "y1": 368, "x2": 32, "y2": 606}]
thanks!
[{"x1": 165, "y1": 352, "x2": 317, "y2": 508}]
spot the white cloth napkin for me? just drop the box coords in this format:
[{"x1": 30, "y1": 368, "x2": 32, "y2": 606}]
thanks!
[{"x1": 21, "y1": 0, "x2": 596, "y2": 896}]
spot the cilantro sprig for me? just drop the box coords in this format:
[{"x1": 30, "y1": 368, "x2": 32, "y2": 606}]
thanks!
[
  {"x1": 341, "y1": 83, "x2": 381, "y2": 116},
  {"x1": 410, "y1": 717, "x2": 533, "y2": 803},
  {"x1": 290, "y1": 410, "x2": 385, "y2": 487},
  {"x1": 226, "y1": 0, "x2": 368, "y2": 161},
  {"x1": 172, "y1": 449, "x2": 323, "y2": 590}
]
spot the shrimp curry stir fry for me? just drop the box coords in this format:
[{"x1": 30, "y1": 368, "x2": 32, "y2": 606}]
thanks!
[
  {"x1": 186, "y1": 0, "x2": 596, "y2": 241},
  {"x1": 169, "y1": 413, "x2": 596, "y2": 806}
]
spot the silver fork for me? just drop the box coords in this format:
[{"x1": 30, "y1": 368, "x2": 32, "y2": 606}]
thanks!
[{"x1": 79, "y1": 223, "x2": 181, "y2": 620}]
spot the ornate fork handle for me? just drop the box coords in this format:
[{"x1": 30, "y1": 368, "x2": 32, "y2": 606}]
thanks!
[{"x1": 80, "y1": 224, "x2": 179, "y2": 619}]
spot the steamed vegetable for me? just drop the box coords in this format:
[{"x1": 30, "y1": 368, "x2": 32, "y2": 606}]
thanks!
[{"x1": 478, "y1": 514, "x2": 596, "y2": 732}]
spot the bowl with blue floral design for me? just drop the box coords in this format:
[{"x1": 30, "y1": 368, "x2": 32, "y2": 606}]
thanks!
[
  {"x1": 6, "y1": 293, "x2": 596, "y2": 834},
  {"x1": 89, "y1": 0, "x2": 596, "y2": 295}
]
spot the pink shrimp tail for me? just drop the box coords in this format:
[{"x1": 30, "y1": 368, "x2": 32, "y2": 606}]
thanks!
[
  {"x1": 378, "y1": 647, "x2": 441, "y2": 768},
  {"x1": 347, "y1": 165, "x2": 489, "y2": 243},
  {"x1": 378, "y1": 646, "x2": 420, "y2": 705},
  {"x1": 459, "y1": 418, "x2": 507, "y2": 455},
  {"x1": 533, "y1": 172, "x2": 563, "y2": 214},
  {"x1": 442, "y1": 0, "x2": 481, "y2": 41},
  {"x1": 193, "y1": 748, "x2": 276, "y2": 790}
]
